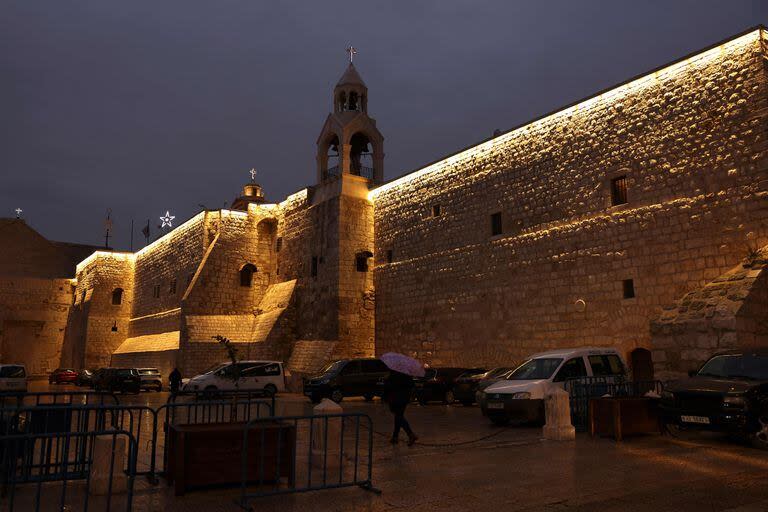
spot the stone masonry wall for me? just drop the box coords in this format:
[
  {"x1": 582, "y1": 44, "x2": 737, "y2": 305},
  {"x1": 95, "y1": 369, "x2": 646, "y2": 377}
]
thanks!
[
  {"x1": 372, "y1": 29, "x2": 768, "y2": 369},
  {"x1": 0, "y1": 277, "x2": 73, "y2": 376},
  {"x1": 64, "y1": 253, "x2": 134, "y2": 370}
]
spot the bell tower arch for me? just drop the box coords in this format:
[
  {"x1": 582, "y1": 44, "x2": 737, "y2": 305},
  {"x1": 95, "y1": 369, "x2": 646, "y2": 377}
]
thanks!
[{"x1": 316, "y1": 59, "x2": 384, "y2": 185}]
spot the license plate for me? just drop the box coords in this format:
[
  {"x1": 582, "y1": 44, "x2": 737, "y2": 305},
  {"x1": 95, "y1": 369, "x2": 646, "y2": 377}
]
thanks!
[
  {"x1": 681, "y1": 415, "x2": 710, "y2": 424},
  {"x1": 487, "y1": 402, "x2": 504, "y2": 410}
]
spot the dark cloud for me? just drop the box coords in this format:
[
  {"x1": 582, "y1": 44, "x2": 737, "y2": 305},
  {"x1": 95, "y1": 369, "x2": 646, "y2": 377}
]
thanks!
[{"x1": 1, "y1": 0, "x2": 766, "y2": 249}]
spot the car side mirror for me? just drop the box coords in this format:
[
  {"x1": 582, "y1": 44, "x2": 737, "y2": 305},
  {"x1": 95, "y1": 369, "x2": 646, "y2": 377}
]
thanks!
[{"x1": 688, "y1": 370, "x2": 697, "y2": 378}]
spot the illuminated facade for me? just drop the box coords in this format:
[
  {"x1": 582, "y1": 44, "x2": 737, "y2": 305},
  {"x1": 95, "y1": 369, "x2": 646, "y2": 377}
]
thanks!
[{"x1": 7, "y1": 27, "x2": 768, "y2": 379}]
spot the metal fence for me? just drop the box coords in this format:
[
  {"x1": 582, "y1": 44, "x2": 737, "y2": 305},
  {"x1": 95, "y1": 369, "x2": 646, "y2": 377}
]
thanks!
[
  {"x1": 237, "y1": 413, "x2": 378, "y2": 509},
  {"x1": 0, "y1": 428, "x2": 137, "y2": 512},
  {"x1": 564, "y1": 377, "x2": 664, "y2": 431}
]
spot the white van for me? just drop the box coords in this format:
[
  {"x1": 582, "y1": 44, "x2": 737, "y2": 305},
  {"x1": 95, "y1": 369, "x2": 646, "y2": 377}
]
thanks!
[
  {"x1": 0, "y1": 364, "x2": 28, "y2": 392},
  {"x1": 183, "y1": 360, "x2": 286, "y2": 396},
  {"x1": 478, "y1": 347, "x2": 626, "y2": 425}
]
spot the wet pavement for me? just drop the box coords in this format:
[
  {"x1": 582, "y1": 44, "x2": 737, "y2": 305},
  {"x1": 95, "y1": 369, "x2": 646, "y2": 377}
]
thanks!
[{"x1": 20, "y1": 384, "x2": 768, "y2": 511}]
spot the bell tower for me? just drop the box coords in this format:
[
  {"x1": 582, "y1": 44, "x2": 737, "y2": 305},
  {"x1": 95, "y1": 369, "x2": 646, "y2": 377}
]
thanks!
[{"x1": 316, "y1": 50, "x2": 384, "y2": 185}]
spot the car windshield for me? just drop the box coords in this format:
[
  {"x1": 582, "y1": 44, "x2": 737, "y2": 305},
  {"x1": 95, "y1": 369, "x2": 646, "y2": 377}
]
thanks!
[
  {"x1": 319, "y1": 361, "x2": 345, "y2": 375},
  {"x1": 0, "y1": 366, "x2": 25, "y2": 378},
  {"x1": 485, "y1": 367, "x2": 512, "y2": 378},
  {"x1": 202, "y1": 363, "x2": 228, "y2": 375},
  {"x1": 116, "y1": 369, "x2": 135, "y2": 377},
  {"x1": 697, "y1": 354, "x2": 768, "y2": 381},
  {"x1": 507, "y1": 358, "x2": 563, "y2": 380}
]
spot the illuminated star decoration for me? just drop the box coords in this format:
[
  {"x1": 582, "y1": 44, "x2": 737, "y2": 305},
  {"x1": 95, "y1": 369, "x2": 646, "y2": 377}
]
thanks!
[
  {"x1": 346, "y1": 46, "x2": 357, "y2": 63},
  {"x1": 14, "y1": 208, "x2": 22, "y2": 218},
  {"x1": 160, "y1": 211, "x2": 175, "y2": 228},
  {"x1": 250, "y1": 168, "x2": 257, "y2": 182}
]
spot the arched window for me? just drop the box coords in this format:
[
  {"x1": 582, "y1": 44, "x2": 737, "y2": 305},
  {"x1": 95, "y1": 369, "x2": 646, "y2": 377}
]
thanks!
[
  {"x1": 111, "y1": 288, "x2": 123, "y2": 305},
  {"x1": 240, "y1": 263, "x2": 257, "y2": 287},
  {"x1": 348, "y1": 91, "x2": 358, "y2": 111},
  {"x1": 337, "y1": 91, "x2": 346, "y2": 112},
  {"x1": 356, "y1": 251, "x2": 373, "y2": 272}
]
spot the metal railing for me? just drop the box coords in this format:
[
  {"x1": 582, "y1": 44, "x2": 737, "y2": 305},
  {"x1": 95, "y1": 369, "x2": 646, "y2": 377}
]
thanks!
[
  {"x1": 237, "y1": 412, "x2": 378, "y2": 509},
  {"x1": 564, "y1": 377, "x2": 664, "y2": 431},
  {"x1": 1, "y1": 428, "x2": 137, "y2": 512}
]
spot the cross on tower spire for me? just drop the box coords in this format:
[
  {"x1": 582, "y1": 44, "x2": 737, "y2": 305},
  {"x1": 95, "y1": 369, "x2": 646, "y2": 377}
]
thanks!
[
  {"x1": 250, "y1": 168, "x2": 257, "y2": 182},
  {"x1": 346, "y1": 46, "x2": 357, "y2": 63}
]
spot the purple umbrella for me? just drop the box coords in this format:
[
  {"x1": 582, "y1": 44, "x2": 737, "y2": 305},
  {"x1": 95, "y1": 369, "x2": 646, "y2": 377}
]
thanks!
[{"x1": 380, "y1": 352, "x2": 426, "y2": 378}]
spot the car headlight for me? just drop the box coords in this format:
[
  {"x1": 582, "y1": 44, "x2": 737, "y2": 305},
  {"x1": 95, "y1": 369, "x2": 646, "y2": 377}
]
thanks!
[
  {"x1": 723, "y1": 396, "x2": 745, "y2": 408},
  {"x1": 511, "y1": 392, "x2": 531, "y2": 399}
]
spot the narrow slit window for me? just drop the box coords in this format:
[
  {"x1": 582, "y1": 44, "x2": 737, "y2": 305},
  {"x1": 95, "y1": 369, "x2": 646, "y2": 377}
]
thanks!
[
  {"x1": 386, "y1": 249, "x2": 393, "y2": 264},
  {"x1": 490, "y1": 212, "x2": 503, "y2": 236},
  {"x1": 111, "y1": 288, "x2": 123, "y2": 305},
  {"x1": 611, "y1": 176, "x2": 628, "y2": 206},
  {"x1": 623, "y1": 279, "x2": 635, "y2": 299},
  {"x1": 311, "y1": 256, "x2": 318, "y2": 278},
  {"x1": 153, "y1": 284, "x2": 161, "y2": 299},
  {"x1": 431, "y1": 204, "x2": 441, "y2": 217}
]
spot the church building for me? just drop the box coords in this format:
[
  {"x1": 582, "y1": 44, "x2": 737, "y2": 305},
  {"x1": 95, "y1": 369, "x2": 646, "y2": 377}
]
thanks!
[{"x1": 4, "y1": 27, "x2": 768, "y2": 381}]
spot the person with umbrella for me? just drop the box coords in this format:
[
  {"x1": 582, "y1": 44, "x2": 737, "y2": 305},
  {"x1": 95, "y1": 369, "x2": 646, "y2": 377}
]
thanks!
[{"x1": 380, "y1": 352, "x2": 423, "y2": 446}]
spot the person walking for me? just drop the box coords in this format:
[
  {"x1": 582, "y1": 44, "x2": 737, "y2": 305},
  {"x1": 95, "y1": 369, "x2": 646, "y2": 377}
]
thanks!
[
  {"x1": 384, "y1": 370, "x2": 418, "y2": 446},
  {"x1": 169, "y1": 367, "x2": 182, "y2": 394}
]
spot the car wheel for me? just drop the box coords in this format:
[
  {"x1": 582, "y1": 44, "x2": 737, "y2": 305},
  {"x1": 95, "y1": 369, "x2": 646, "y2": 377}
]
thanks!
[
  {"x1": 330, "y1": 389, "x2": 344, "y2": 403},
  {"x1": 751, "y1": 412, "x2": 768, "y2": 450},
  {"x1": 264, "y1": 384, "x2": 278, "y2": 397},
  {"x1": 363, "y1": 393, "x2": 374, "y2": 402},
  {"x1": 490, "y1": 415, "x2": 510, "y2": 426},
  {"x1": 443, "y1": 390, "x2": 455, "y2": 405}
]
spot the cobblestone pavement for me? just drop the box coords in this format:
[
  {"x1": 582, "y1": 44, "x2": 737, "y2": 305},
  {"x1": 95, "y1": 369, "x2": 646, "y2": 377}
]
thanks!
[{"x1": 26, "y1": 384, "x2": 768, "y2": 511}]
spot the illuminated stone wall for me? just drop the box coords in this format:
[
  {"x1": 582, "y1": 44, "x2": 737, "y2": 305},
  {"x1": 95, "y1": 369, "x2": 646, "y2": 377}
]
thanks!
[
  {"x1": 63, "y1": 253, "x2": 134, "y2": 370},
  {"x1": 0, "y1": 277, "x2": 73, "y2": 376},
  {"x1": 371, "y1": 29, "x2": 768, "y2": 370}
]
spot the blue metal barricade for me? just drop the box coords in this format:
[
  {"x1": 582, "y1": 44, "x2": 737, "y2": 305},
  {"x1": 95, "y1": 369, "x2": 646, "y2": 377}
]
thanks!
[{"x1": 237, "y1": 413, "x2": 378, "y2": 509}]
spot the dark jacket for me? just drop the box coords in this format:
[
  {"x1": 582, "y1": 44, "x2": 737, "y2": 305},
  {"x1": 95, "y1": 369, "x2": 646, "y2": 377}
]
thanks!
[
  {"x1": 384, "y1": 371, "x2": 414, "y2": 406},
  {"x1": 169, "y1": 368, "x2": 182, "y2": 390}
]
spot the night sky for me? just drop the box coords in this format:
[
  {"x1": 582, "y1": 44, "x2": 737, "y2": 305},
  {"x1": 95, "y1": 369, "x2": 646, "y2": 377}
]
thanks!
[{"x1": 2, "y1": 1, "x2": 767, "y2": 250}]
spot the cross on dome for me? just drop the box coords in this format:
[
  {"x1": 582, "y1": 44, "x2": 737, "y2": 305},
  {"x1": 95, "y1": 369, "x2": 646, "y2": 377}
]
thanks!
[
  {"x1": 14, "y1": 208, "x2": 22, "y2": 218},
  {"x1": 346, "y1": 46, "x2": 357, "y2": 63},
  {"x1": 250, "y1": 168, "x2": 257, "y2": 182}
]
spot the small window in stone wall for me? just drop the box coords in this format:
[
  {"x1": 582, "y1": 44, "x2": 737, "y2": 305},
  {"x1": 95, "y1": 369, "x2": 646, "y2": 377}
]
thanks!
[
  {"x1": 240, "y1": 264, "x2": 257, "y2": 287},
  {"x1": 356, "y1": 251, "x2": 373, "y2": 272},
  {"x1": 152, "y1": 284, "x2": 160, "y2": 299},
  {"x1": 623, "y1": 279, "x2": 635, "y2": 299},
  {"x1": 311, "y1": 256, "x2": 318, "y2": 278},
  {"x1": 386, "y1": 249, "x2": 393, "y2": 264},
  {"x1": 611, "y1": 176, "x2": 628, "y2": 206},
  {"x1": 169, "y1": 279, "x2": 177, "y2": 295},
  {"x1": 490, "y1": 212, "x2": 503, "y2": 236},
  {"x1": 111, "y1": 288, "x2": 123, "y2": 305},
  {"x1": 431, "y1": 204, "x2": 441, "y2": 217},
  {"x1": 276, "y1": 237, "x2": 283, "y2": 252}
]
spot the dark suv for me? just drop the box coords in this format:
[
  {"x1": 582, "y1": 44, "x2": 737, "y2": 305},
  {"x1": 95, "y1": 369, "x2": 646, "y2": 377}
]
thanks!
[
  {"x1": 303, "y1": 359, "x2": 390, "y2": 403},
  {"x1": 92, "y1": 368, "x2": 141, "y2": 394},
  {"x1": 660, "y1": 349, "x2": 768, "y2": 449}
]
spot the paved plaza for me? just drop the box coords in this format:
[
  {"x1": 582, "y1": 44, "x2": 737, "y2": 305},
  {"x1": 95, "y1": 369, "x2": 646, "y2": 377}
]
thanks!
[{"x1": 28, "y1": 384, "x2": 768, "y2": 512}]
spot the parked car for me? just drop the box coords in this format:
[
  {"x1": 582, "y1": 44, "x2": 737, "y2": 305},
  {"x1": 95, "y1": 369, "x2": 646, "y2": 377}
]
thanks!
[
  {"x1": 479, "y1": 347, "x2": 626, "y2": 425},
  {"x1": 303, "y1": 358, "x2": 389, "y2": 403},
  {"x1": 137, "y1": 368, "x2": 163, "y2": 392},
  {"x1": 92, "y1": 368, "x2": 141, "y2": 394},
  {"x1": 660, "y1": 349, "x2": 768, "y2": 449},
  {"x1": 75, "y1": 369, "x2": 94, "y2": 387},
  {"x1": 0, "y1": 364, "x2": 27, "y2": 392},
  {"x1": 49, "y1": 368, "x2": 78, "y2": 385},
  {"x1": 453, "y1": 367, "x2": 513, "y2": 406},
  {"x1": 183, "y1": 361, "x2": 286, "y2": 396},
  {"x1": 415, "y1": 367, "x2": 485, "y2": 405}
]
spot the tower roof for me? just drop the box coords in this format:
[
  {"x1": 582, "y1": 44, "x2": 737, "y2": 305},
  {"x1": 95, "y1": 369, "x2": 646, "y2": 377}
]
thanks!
[{"x1": 336, "y1": 63, "x2": 367, "y2": 89}]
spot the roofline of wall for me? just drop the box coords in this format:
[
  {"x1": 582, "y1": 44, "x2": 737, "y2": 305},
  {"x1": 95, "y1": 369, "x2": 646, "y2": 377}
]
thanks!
[{"x1": 368, "y1": 24, "x2": 767, "y2": 199}]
